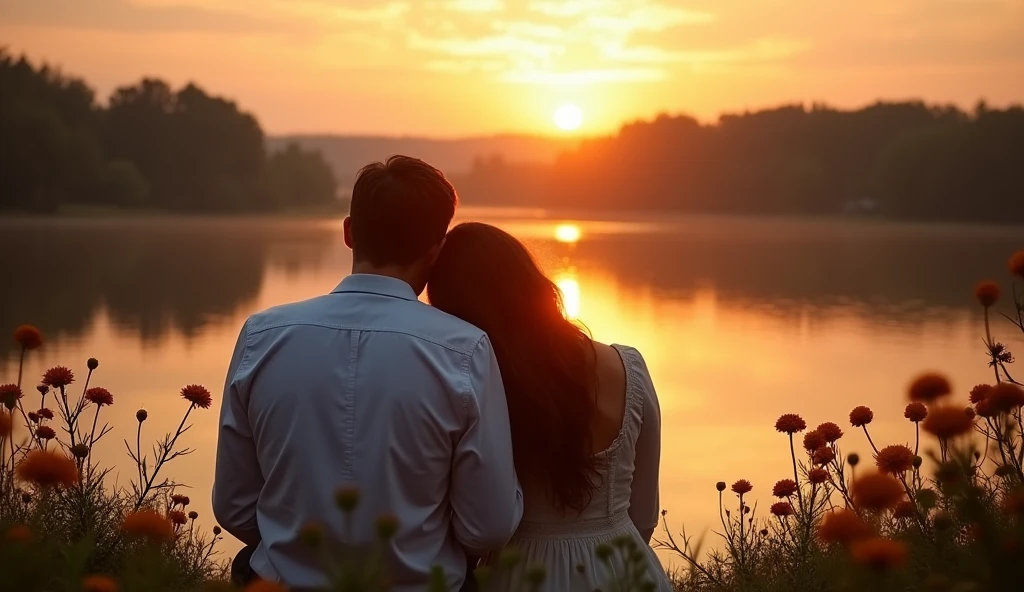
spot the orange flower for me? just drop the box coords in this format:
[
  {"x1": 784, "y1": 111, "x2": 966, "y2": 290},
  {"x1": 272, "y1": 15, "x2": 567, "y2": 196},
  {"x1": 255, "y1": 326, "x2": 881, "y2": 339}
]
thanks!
[
  {"x1": 852, "y1": 472, "x2": 905, "y2": 512},
  {"x1": 775, "y1": 414, "x2": 806, "y2": 434},
  {"x1": 85, "y1": 387, "x2": 114, "y2": 407},
  {"x1": 772, "y1": 479, "x2": 798, "y2": 498},
  {"x1": 975, "y1": 281, "x2": 1000, "y2": 308},
  {"x1": 813, "y1": 447, "x2": 836, "y2": 466},
  {"x1": 13, "y1": 325, "x2": 43, "y2": 350},
  {"x1": 37, "y1": 408, "x2": 54, "y2": 420},
  {"x1": 875, "y1": 445, "x2": 915, "y2": 475},
  {"x1": 244, "y1": 582, "x2": 289, "y2": 592},
  {"x1": 818, "y1": 509, "x2": 872, "y2": 545},
  {"x1": 42, "y1": 366, "x2": 75, "y2": 389},
  {"x1": 0, "y1": 384, "x2": 23, "y2": 409},
  {"x1": 6, "y1": 524, "x2": 33, "y2": 543},
  {"x1": 850, "y1": 406, "x2": 874, "y2": 427},
  {"x1": 169, "y1": 510, "x2": 188, "y2": 526},
  {"x1": 893, "y1": 500, "x2": 916, "y2": 519},
  {"x1": 122, "y1": 510, "x2": 174, "y2": 544},
  {"x1": 0, "y1": 412, "x2": 11, "y2": 439},
  {"x1": 16, "y1": 449, "x2": 78, "y2": 488},
  {"x1": 922, "y1": 405, "x2": 974, "y2": 439},
  {"x1": 731, "y1": 479, "x2": 753, "y2": 495},
  {"x1": 803, "y1": 430, "x2": 825, "y2": 452},
  {"x1": 27, "y1": 412, "x2": 39, "y2": 424},
  {"x1": 976, "y1": 398, "x2": 996, "y2": 418},
  {"x1": 816, "y1": 422, "x2": 844, "y2": 443},
  {"x1": 82, "y1": 575, "x2": 119, "y2": 592},
  {"x1": 1010, "y1": 251, "x2": 1024, "y2": 280},
  {"x1": 987, "y1": 383, "x2": 1024, "y2": 414},
  {"x1": 904, "y1": 402, "x2": 927, "y2": 422},
  {"x1": 35, "y1": 425, "x2": 56, "y2": 440},
  {"x1": 770, "y1": 502, "x2": 794, "y2": 517},
  {"x1": 171, "y1": 494, "x2": 190, "y2": 507},
  {"x1": 181, "y1": 384, "x2": 212, "y2": 409},
  {"x1": 908, "y1": 372, "x2": 952, "y2": 402},
  {"x1": 808, "y1": 468, "x2": 829, "y2": 484},
  {"x1": 850, "y1": 537, "x2": 908, "y2": 570},
  {"x1": 969, "y1": 384, "x2": 992, "y2": 404}
]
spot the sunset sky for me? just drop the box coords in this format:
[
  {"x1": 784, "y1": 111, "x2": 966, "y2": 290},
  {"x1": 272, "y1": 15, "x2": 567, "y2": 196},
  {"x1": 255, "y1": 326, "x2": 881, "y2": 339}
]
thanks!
[{"x1": 1, "y1": 0, "x2": 1022, "y2": 136}]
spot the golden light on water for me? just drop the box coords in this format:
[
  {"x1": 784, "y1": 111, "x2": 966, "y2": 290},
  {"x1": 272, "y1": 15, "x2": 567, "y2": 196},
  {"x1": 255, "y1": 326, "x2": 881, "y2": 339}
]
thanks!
[
  {"x1": 555, "y1": 273, "x2": 581, "y2": 319},
  {"x1": 554, "y1": 223, "x2": 582, "y2": 243}
]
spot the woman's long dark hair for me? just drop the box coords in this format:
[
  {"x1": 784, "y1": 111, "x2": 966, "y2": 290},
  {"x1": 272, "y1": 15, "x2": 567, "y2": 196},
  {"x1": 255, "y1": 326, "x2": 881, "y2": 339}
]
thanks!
[{"x1": 427, "y1": 222, "x2": 599, "y2": 513}]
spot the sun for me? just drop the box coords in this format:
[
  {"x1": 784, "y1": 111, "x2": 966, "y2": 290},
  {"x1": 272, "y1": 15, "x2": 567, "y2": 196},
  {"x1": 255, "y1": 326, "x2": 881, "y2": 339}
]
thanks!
[{"x1": 553, "y1": 104, "x2": 583, "y2": 131}]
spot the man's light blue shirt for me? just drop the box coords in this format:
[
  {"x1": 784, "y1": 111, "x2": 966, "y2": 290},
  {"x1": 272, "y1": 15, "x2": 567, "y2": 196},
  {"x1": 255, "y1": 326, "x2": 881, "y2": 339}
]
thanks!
[{"x1": 213, "y1": 274, "x2": 524, "y2": 591}]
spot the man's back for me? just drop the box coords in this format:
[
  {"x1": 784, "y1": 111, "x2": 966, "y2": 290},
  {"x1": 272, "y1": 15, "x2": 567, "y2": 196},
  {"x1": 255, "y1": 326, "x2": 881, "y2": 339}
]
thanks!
[{"x1": 213, "y1": 274, "x2": 523, "y2": 590}]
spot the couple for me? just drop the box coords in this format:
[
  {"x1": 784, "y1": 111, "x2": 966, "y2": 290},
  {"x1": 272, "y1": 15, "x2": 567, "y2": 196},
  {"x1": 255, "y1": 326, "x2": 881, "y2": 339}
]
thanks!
[{"x1": 212, "y1": 155, "x2": 671, "y2": 591}]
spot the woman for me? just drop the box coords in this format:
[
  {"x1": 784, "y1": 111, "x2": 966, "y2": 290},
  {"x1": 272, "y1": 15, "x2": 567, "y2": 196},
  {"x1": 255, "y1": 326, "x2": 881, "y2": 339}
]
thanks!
[{"x1": 428, "y1": 222, "x2": 671, "y2": 591}]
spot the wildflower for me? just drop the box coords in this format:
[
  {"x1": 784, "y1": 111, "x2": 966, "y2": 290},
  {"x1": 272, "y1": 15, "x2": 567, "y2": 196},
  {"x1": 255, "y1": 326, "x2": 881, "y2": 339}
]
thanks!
[
  {"x1": 893, "y1": 500, "x2": 916, "y2": 519},
  {"x1": 818, "y1": 509, "x2": 872, "y2": 545},
  {"x1": 0, "y1": 412, "x2": 10, "y2": 438},
  {"x1": 808, "y1": 468, "x2": 829, "y2": 484},
  {"x1": 803, "y1": 430, "x2": 825, "y2": 452},
  {"x1": 908, "y1": 372, "x2": 952, "y2": 402},
  {"x1": 1010, "y1": 251, "x2": 1024, "y2": 279},
  {"x1": 987, "y1": 383, "x2": 1024, "y2": 414},
  {"x1": 82, "y1": 575, "x2": 118, "y2": 592},
  {"x1": 850, "y1": 537, "x2": 908, "y2": 570},
  {"x1": 28, "y1": 411, "x2": 40, "y2": 423},
  {"x1": 848, "y1": 453, "x2": 860, "y2": 466},
  {"x1": 770, "y1": 502, "x2": 794, "y2": 517},
  {"x1": 37, "y1": 407, "x2": 54, "y2": 420},
  {"x1": 852, "y1": 472, "x2": 905, "y2": 511},
  {"x1": 922, "y1": 405, "x2": 974, "y2": 439},
  {"x1": 875, "y1": 445, "x2": 915, "y2": 475},
  {"x1": 169, "y1": 510, "x2": 188, "y2": 526},
  {"x1": 813, "y1": 447, "x2": 835, "y2": 466},
  {"x1": 904, "y1": 402, "x2": 927, "y2": 422},
  {"x1": 965, "y1": 406, "x2": 976, "y2": 420},
  {"x1": 6, "y1": 524, "x2": 33, "y2": 543},
  {"x1": 731, "y1": 480, "x2": 753, "y2": 495},
  {"x1": 189, "y1": 511, "x2": 199, "y2": 520},
  {"x1": 181, "y1": 384, "x2": 212, "y2": 409},
  {"x1": 136, "y1": 409, "x2": 148, "y2": 422},
  {"x1": 16, "y1": 450, "x2": 78, "y2": 487},
  {"x1": 87, "y1": 358, "x2": 99, "y2": 371},
  {"x1": 759, "y1": 528, "x2": 769, "y2": 536},
  {"x1": 976, "y1": 398, "x2": 996, "y2": 418},
  {"x1": 917, "y1": 488, "x2": 938, "y2": 510},
  {"x1": 71, "y1": 444, "x2": 90, "y2": 459},
  {"x1": 775, "y1": 414, "x2": 806, "y2": 434},
  {"x1": 335, "y1": 486, "x2": 361, "y2": 512},
  {"x1": 850, "y1": 406, "x2": 873, "y2": 427},
  {"x1": 244, "y1": 582, "x2": 288, "y2": 592},
  {"x1": 213, "y1": 526, "x2": 222, "y2": 536},
  {"x1": 715, "y1": 481, "x2": 726, "y2": 492},
  {"x1": 85, "y1": 387, "x2": 114, "y2": 407},
  {"x1": 42, "y1": 366, "x2": 74, "y2": 389},
  {"x1": 300, "y1": 522, "x2": 324, "y2": 547},
  {"x1": 816, "y1": 422, "x2": 844, "y2": 443},
  {"x1": 14, "y1": 325, "x2": 43, "y2": 350},
  {"x1": 772, "y1": 479, "x2": 798, "y2": 498},
  {"x1": 37, "y1": 385, "x2": 48, "y2": 396},
  {"x1": 35, "y1": 425, "x2": 56, "y2": 440},
  {"x1": 171, "y1": 494, "x2": 190, "y2": 507},
  {"x1": 988, "y1": 342, "x2": 1014, "y2": 365},
  {"x1": 0, "y1": 384, "x2": 23, "y2": 409},
  {"x1": 969, "y1": 384, "x2": 992, "y2": 404},
  {"x1": 975, "y1": 281, "x2": 1000, "y2": 307},
  {"x1": 121, "y1": 510, "x2": 174, "y2": 544},
  {"x1": 375, "y1": 513, "x2": 400, "y2": 539}
]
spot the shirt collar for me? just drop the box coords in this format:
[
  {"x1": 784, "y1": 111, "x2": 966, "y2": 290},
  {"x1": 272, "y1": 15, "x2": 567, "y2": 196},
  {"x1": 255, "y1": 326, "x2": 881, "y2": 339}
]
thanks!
[{"x1": 331, "y1": 274, "x2": 418, "y2": 301}]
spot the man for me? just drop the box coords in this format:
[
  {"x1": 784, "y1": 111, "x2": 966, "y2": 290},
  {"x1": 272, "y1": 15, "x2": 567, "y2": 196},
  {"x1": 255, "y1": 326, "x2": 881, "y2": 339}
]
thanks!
[{"x1": 213, "y1": 155, "x2": 523, "y2": 591}]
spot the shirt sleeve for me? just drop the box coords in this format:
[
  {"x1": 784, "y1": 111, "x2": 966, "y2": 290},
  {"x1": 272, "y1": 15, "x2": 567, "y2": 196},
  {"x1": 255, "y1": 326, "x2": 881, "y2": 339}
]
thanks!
[
  {"x1": 628, "y1": 350, "x2": 662, "y2": 544},
  {"x1": 212, "y1": 320, "x2": 263, "y2": 546},
  {"x1": 450, "y1": 335, "x2": 524, "y2": 554}
]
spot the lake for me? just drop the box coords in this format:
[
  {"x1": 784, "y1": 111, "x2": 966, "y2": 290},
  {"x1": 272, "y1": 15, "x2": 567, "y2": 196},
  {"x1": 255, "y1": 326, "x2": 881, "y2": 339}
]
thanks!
[{"x1": 2, "y1": 210, "x2": 1022, "y2": 567}]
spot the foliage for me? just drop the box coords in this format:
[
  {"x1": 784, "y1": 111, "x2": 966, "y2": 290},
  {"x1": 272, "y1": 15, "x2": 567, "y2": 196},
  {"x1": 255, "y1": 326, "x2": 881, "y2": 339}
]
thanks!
[{"x1": 661, "y1": 249, "x2": 1024, "y2": 592}]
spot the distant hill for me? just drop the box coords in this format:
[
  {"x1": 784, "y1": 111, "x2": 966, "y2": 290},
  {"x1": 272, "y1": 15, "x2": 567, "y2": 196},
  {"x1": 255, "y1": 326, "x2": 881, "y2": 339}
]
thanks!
[{"x1": 267, "y1": 134, "x2": 580, "y2": 188}]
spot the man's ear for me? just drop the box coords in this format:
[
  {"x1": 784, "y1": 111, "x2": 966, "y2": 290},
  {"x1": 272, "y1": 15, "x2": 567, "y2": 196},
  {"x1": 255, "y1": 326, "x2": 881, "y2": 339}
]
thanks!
[{"x1": 343, "y1": 217, "x2": 354, "y2": 249}]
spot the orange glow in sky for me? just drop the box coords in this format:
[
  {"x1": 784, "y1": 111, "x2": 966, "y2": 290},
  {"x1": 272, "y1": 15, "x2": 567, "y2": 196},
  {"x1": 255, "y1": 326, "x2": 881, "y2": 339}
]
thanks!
[{"x1": 0, "y1": 1, "x2": 1021, "y2": 135}]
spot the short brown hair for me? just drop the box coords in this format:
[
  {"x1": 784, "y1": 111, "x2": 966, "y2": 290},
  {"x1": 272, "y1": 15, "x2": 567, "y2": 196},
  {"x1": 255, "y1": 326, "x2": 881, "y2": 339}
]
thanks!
[{"x1": 349, "y1": 155, "x2": 458, "y2": 266}]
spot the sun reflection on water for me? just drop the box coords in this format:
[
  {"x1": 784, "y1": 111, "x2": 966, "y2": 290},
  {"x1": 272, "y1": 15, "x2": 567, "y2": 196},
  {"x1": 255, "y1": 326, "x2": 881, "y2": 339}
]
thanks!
[{"x1": 554, "y1": 272, "x2": 581, "y2": 319}]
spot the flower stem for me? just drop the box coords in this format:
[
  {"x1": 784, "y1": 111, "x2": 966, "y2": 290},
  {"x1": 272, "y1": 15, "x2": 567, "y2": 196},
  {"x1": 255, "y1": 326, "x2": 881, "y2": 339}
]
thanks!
[{"x1": 789, "y1": 434, "x2": 804, "y2": 511}]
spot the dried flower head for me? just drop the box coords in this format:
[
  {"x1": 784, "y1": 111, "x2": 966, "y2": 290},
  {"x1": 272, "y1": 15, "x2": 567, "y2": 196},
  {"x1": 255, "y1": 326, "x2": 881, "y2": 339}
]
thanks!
[
  {"x1": 808, "y1": 468, "x2": 829, "y2": 484},
  {"x1": 6, "y1": 524, "x2": 33, "y2": 544},
  {"x1": 904, "y1": 402, "x2": 927, "y2": 422},
  {"x1": 875, "y1": 445, "x2": 915, "y2": 475},
  {"x1": 37, "y1": 407, "x2": 54, "y2": 420},
  {"x1": 815, "y1": 422, "x2": 843, "y2": 443},
  {"x1": 35, "y1": 425, "x2": 56, "y2": 440},
  {"x1": 970, "y1": 384, "x2": 992, "y2": 404},
  {"x1": 848, "y1": 453, "x2": 860, "y2": 466},
  {"x1": 893, "y1": 500, "x2": 916, "y2": 519},
  {"x1": 14, "y1": 325, "x2": 43, "y2": 350},
  {"x1": 213, "y1": 526, "x2": 222, "y2": 536},
  {"x1": 964, "y1": 406, "x2": 976, "y2": 420},
  {"x1": 16, "y1": 449, "x2": 78, "y2": 488},
  {"x1": 775, "y1": 414, "x2": 806, "y2": 434},
  {"x1": 772, "y1": 479, "x2": 798, "y2": 498},
  {"x1": 770, "y1": 502, "x2": 794, "y2": 517},
  {"x1": 136, "y1": 408, "x2": 148, "y2": 422},
  {"x1": 36, "y1": 385, "x2": 49, "y2": 396},
  {"x1": 716, "y1": 481, "x2": 726, "y2": 492},
  {"x1": 0, "y1": 384, "x2": 23, "y2": 410},
  {"x1": 82, "y1": 575, "x2": 118, "y2": 592},
  {"x1": 87, "y1": 358, "x2": 99, "y2": 371},
  {"x1": 850, "y1": 537, "x2": 908, "y2": 570},
  {"x1": 188, "y1": 510, "x2": 199, "y2": 520},
  {"x1": 121, "y1": 510, "x2": 174, "y2": 544},
  {"x1": 850, "y1": 406, "x2": 874, "y2": 427},
  {"x1": 27, "y1": 411, "x2": 40, "y2": 423},
  {"x1": 171, "y1": 494, "x2": 190, "y2": 507},
  {"x1": 731, "y1": 480, "x2": 753, "y2": 495},
  {"x1": 71, "y1": 444, "x2": 90, "y2": 459},
  {"x1": 976, "y1": 397, "x2": 996, "y2": 418},
  {"x1": 818, "y1": 509, "x2": 872, "y2": 545},
  {"x1": 375, "y1": 513, "x2": 400, "y2": 539},
  {"x1": 1010, "y1": 251, "x2": 1024, "y2": 279},
  {"x1": 169, "y1": 510, "x2": 188, "y2": 526},
  {"x1": 975, "y1": 281, "x2": 1000, "y2": 308},
  {"x1": 84, "y1": 387, "x2": 114, "y2": 407},
  {"x1": 852, "y1": 472, "x2": 905, "y2": 512},
  {"x1": 922, "y1": 405, "x2": 975, "y2": 439},
  {"x1": 988, "y1": 383, "x2": 1024, "y2": 414},
  {"x1": 813, "y1": 447, "x2": 836, "y2": 466},
  {"x1": 335, "y1": 486, "x2": 361, "y2": 512},
  {"x1": 803, "y1": 430, "x2": 826, "y2": 452},
  {"x1": 181, "y1": 384, "x2": 212, "y2": 409},
  {"x1": 42, "y1": 366, "x2": 74, "y2": 389},
  {"x1": 909, "y1": 372, "x2": 952, "y2": 402}
]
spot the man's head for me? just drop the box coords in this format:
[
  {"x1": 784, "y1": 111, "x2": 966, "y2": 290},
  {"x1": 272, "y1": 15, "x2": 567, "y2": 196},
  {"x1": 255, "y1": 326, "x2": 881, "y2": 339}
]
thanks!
[{"x1": 344, "y1": 155, "x2": 458, "y2": 294}]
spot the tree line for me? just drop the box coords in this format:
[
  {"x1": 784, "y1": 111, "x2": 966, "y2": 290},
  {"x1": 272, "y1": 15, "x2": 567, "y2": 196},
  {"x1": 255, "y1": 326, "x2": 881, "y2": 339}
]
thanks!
[
  {"x1": 0, "y1": 49, "x2": 337, "y2": 213},
  {"x1": 453, "y1": 101, "x2": 1024, "y2": 224}
]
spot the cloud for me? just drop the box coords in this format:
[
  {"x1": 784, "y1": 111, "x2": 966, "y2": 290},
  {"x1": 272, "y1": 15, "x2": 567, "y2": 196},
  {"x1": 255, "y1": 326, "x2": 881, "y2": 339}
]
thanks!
[{"x1": 503, "y1": 67, "x2": 666, "y2": 84}]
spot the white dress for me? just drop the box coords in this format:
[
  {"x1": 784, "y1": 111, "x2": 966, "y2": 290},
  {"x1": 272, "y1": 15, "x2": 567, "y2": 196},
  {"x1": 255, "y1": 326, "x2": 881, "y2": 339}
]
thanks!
[{"x1": 484, "y1": 345, "x2": 673, "y2": 592}]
